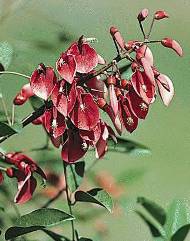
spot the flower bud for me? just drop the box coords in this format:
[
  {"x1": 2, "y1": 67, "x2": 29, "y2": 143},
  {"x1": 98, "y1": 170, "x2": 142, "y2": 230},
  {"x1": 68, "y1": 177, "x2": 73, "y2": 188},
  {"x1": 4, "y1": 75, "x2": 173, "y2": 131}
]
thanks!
[
  {"x1": 97, "y1": 98, "x2": 107, "y2": 109},
  {"x1": 161, "y1": 38, "x2": 183, "y2": 56},
  {"x1": 137, "y1": 9, "x2": 149, "y2": 22},
  {"x1": 6, "y1": 168, "x2": 14, "y2": 178},
  {"x1": 110, "y1": 26, "x2": 125, "y2": 50},
  {"x1": 154, "y1": 10, "x2": 169, "y2": 20},
  {"x1": 21, "y1": 83, "x2": 34, "y2": 98},
  {"x1": 32, "y1": 116, "x2": 43, "y2": 125},
  {"x1": 13, "y1": 93, "x2": 27, "y2": 105},
  {"x1": 121, "y1": 79, "x2": 131, "y2": 89}
]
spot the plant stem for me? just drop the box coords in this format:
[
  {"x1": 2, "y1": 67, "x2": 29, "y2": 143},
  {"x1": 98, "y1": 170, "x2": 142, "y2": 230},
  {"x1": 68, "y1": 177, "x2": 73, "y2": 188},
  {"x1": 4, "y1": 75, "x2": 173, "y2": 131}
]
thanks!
[
  {"x1": 63, "y1": 162, "x2": 75, "y2": 241},
  {"x1": 138, "y1": 20, "x2": 146, "y2": 39},
  {"x1": 0, "y1": 92, "x2": 11, "y2": 125},
  {"x1": 147, "y1": 18, "x2": 155, "y2": 39},
  {"x1": 0, "y1": 71, "x2": 30, "y2": 79}
]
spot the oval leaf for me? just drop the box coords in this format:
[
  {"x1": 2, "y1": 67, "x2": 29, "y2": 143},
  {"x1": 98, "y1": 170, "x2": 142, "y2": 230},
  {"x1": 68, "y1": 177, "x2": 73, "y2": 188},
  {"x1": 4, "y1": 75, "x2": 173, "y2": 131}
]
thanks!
[
  {"x1": 171, "y1": 224, "x2": 190, "y2": 241},
  {"x1": 5, "y1": 208, "x2": 74, "y2": 240},
  {"x1": 75, "y1": 188, "x2": 113, "y2": 213}
]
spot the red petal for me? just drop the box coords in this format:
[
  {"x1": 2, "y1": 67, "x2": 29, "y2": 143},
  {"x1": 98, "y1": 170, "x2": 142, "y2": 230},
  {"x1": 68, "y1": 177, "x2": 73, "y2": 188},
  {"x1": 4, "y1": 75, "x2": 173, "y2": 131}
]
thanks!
[
  {"x1": 70, "y1": 91, "x2": 100, "y2": 130},
  {"x1": 157, "y1": 74, "x2": 174, "y2": 106},
  {"x1": 109, "y1": 85, "x2": 118, "y2": 116},
  {"x1": 161, "y1": 38, "x2": 183, "y2": 57},
  {"x1": 95, "y1": 122, "x2": 109, "y2": 159},
  {"x1": 86, "y1": 76, "x2": 108, "y2": 99},
  {"x1": 56, "y1": 53, "x2": 76, "y2": 84},
  {"x1": 127, "y1": 89, "x2": 149, "y2": 119},
  {"x1": 136, "y1": 45, "x2": 153, "y2": 66},
  {"x1": 15, "y1": 173, "x2": 37, "y2": 204},
  {"x1": 30, "y1": 64, "x2": 57, "y2": 100},
  {"x1": 44, "y1": 108, "x2": 66, "y2": 138},
  {"x1": 62, "y1": 130, "x2": 89, "y2": 163},
  {"x1": 131, "y1": 70, "x2": 155, "y2": 104},
  {"x1": 119, "y1": 96, "x2": 138, "y2": 133},
  {"x1": 140, "y1": 58, "x2": 155, "y2": 86},
  {"x1": 67, "y1": 42, "x2": 98, "y2": 73},
  {"x1": 51, "y1": 80, "x2": 77, "y2": 116}
]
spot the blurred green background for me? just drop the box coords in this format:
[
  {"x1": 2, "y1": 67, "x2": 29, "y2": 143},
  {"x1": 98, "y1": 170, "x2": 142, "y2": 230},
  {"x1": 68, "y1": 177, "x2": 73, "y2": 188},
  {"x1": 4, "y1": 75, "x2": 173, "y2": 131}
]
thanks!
[{"x1": 0, "y1": 0, "x2": 190, "y2": 240}]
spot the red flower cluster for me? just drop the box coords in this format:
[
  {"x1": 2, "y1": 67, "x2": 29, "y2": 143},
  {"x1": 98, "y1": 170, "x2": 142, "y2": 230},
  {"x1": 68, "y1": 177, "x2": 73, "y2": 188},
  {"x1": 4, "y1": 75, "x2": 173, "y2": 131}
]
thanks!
[
  {"x1": 13, "y1": 9, "x2": 182, "y2": 164},
  {"x1": 5, "y1": 153, "x2": 46, "y2": 204}
]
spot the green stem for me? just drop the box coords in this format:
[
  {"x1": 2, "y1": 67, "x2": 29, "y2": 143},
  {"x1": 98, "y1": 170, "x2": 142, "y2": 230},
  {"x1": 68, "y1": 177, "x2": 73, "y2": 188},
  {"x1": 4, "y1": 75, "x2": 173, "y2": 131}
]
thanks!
[
  {"x1": 0, "y1": 71, "x2": 30, "y2": 79},
  {"x1": 63, "y1": 162, "x2": 75, "y2": 241}
]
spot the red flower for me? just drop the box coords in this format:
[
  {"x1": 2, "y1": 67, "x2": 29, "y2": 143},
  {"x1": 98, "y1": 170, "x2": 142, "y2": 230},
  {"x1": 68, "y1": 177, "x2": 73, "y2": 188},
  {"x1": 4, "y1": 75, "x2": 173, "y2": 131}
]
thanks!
[
  {"x1": 61, "y1": 129, "x2": 89, "y2": 163},
  {"x1": 154, "y1": 10, "x2": 169, "y2": 20},
  {"x1": 70, "y1": 87, "x2": 100, "y2": 131},
  {"x1": 43, "y1": 107, "x2": 66, "y2": 138},
  {"x1": 137, "y1": 9, "x2": 149, "y2": 22},
  {"x1": 67, "y1": 40, "x2": 98, "y2": 73},
  {"x1": 5, "y1": 153, "x2": 46, "y2": 204},
  {"x1": 51, "y1": 80, "x2": 77, "y2": 117},
  {"x1": 30, "y1": 63, "x2": 57, "y2": 100}
]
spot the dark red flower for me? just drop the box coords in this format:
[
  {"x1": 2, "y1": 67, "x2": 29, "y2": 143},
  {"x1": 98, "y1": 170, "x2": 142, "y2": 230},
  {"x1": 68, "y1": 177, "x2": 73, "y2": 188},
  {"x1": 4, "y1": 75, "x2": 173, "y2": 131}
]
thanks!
[
  {"x1": 62, "y1": 129, "x2": 89, "y2": 163},
  {"x1": 43, "y1": 107, "x2": 66, "y2": 138},
  {"x1": 131, "y1": 69, "x2": 155, "y2": 104},
  {"x1": 118, "y1": 94, "x2": 138, "y2": 133},
  {"x1": 5, "y1": 153, "x2": 46, "y2": 204},
  {"x1": 70, "y1": 87, "x2": 100, "y2": 131},
  {"x1": 56, "y1": 53, "x2": 76, "y2": 84},
  {"x1": 51, "y1": 80, "x2": 77, "y2": 117},
  {"x1": 67, "y1": 41, "x2": 98, "y2": 73},
  {"x1": 30, "y1": 63, "x2": 57, "y2": 100}
]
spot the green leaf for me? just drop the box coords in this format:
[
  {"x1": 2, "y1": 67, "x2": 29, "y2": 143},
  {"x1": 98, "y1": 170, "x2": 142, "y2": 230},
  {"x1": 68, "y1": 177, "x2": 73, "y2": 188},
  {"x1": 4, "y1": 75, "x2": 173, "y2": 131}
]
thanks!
[
  {"x1": 66, "y1": 161, "x2": 85, "y2": 193},
  {"x1": 164, "y1": 199, "x2": 190, "y2": 239},
  {"x1": 29, "y1": 96, "x2": 44, "y2": 110},
  {"x1": 5, "y1": 208, "x2": 74, "y2": 240},
  {"x1": 171, "y1": 224, "x2": 190, "y2": 241},
  {"x1": 108, "y1": 137, "x2": 151, "y2": 156},
  {"x1": 0, "y1": 42, "x2": 13, "y2": 71},
  {"x1": 137, "y1": 197, "x2": 166, "y2": 225},
  {"x1": 0, "y1": 121, "x2": 22, "y2": 137},
  {"x1": 135, "y1": 210, "x2": 165, "y2": 238},
  {"x1": 75, "y1": 188, "x2": 113, "y2": 213}
]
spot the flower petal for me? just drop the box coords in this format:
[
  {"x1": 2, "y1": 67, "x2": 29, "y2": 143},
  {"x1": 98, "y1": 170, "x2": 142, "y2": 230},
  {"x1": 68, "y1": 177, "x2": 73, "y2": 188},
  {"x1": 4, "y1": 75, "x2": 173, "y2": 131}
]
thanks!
[
  {"x1": 30, "y1": 64, "x2": 57, "y2": 100},
  {"x1": 56, "y1": 53, "x2": 76, "y2": 84},
  {"x1": 157, "y1": 74, "x2": 174, "y2": 106}
]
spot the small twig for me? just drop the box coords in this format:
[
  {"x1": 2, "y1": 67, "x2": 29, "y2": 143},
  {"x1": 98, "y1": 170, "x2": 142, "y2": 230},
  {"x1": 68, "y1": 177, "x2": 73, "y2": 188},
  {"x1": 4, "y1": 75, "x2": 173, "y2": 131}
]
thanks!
[
  {"x1": 11, "y1": 104, "x2": 15, "y2": 126},
  {"x1": 147, "y1": 17, "x2": 155, "y2": 39},
  {"x1": 41, "y1": 188, "x2": 65, "y2": 208},
  {"x1": 138, "y1": 20, "x2": 146, "y2": 39},
  {"x1": 0, "y1": 71, "x2": 30, "y2": 79},
  {"x1": 63, "y1": 162, "x2": 75, "y2": 241}
]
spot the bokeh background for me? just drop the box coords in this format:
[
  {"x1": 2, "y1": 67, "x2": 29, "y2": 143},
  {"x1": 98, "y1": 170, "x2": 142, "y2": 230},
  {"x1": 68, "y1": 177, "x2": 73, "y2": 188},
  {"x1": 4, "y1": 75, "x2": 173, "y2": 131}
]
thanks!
[{"x1": 0, "y1": 0, "x2": 190, "y2": 240}]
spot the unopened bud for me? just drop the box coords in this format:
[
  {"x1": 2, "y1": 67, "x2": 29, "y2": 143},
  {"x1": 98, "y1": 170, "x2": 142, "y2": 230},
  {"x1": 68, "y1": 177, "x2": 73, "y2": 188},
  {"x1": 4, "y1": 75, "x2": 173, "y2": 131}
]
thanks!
[
  {"x1": 13, "y1": 93, "x2": 27, "y2": 105},
  {"x1": 137, "y1": 9, "x2": 149, "y2": 22},
  {"x1": 6, "y1": 168, "x2": 14, "y2": 178},
  {"x1": 161, "y1": 38, "x2": 183, "y2": 56},
  {"x1": 106, "y1": 76, "x2": 117, "y2": 85},
  {"x1": 110, "y1": 26, "x2": 125, "y2": 50},
  {"x1": 97, "y1": 98, "x2": 107, "y2": 109},
  {"x1": 154, "y1": 10, "x2": 169, "y2": 20}
]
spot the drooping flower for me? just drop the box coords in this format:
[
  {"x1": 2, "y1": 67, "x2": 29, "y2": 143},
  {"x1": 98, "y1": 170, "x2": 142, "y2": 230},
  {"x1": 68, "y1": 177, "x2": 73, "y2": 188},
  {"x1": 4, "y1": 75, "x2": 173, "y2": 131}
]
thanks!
[
  {"x1": 161, "y1": 38, "x2": 183, "y2": 56},
  {"x1": 5, "y1": 153, "x2": 46, "y2": 204}
]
